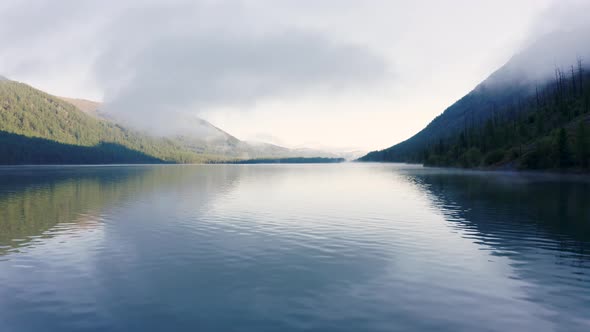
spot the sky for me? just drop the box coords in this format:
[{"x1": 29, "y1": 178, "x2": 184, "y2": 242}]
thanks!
[{"x1": 1, "y1": 0, "x2": 582, "y2": 152}]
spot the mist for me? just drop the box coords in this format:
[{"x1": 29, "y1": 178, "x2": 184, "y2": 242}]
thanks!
[
  {"x1": 487, "y1": 0, "x2": 590, "y2": 88},
  {"x1": 97, "y1": 27, "x2": 389, "y2": 136},
  {"x1": 2, "y1": 0, "x2": 589, "y2": 149},
  {"x1": 0, "y1": 0, "x2": 391, "y2": 138}
]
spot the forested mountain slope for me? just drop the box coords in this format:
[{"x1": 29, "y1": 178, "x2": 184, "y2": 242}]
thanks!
[
  {"x1": 95, "y1": 105, "x2": 336, "y2": 160},
  {"x1": 57, "y1": 97, "x2": 102, "y2": 117},
  {"x1": 59, "y1": 92, "x2": 339, "y2": 160},
  {"x1": 360, "y1": 31, "x2": 590, "y2": 171},
  {"x1": 0, "y1": 79, "x2": 335, "y2": 164},
  {"x1": 0, "y1": 80, "x2": 217, "y2": 164},
  {"x1": 360, "y1": 63, "x2": 590, "y2": 170}
]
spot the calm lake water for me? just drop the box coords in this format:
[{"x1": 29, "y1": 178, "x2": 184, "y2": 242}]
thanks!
[{"x1": 0, "y1": 164, "x2": 589, "y2": 332}]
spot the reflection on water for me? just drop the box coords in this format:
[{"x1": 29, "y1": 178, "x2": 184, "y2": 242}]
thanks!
[
  {"x1": 0, "y1": 167, "x2": 140, "y2": 255},
  {"x1": 0, "y1": 166, "x2": 241, "y2": 255},
  {"x1": 403, "y1": 168, "x2": 590, "y2": 330},
  {"x1": 0, "y1": 164, "x2": 588, "y2": 331}
]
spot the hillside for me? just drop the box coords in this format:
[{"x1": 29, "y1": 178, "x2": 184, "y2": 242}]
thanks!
[
  {"x1": 58, "y1": 97, "x2": 102, "y2": 116},
  {"x1": 0, "y1": 79, "x2": 220, "y2": 164},
  {"x1": 57, "y1": 96, "x2": 246, "y2": 154},
  {"x1": 58, "y1": 96, "x2": 338, "y2": 160},
  {"x1": 360, "y1": 63, "x2": 590, "y2": 170},
  {"x1": 0, "y1": 79, "x2": 337, "y2": 164},
  {"x1": 360, "y1": 31, "x2": 590, "y2": 171},
  {"x1": 100, "y1": 109, "x2": 337, "y2": 160}
]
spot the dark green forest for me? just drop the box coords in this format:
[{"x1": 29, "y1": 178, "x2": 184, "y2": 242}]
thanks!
[
  {"x1": 0, "y1": 80, "x2": 223, "y2": 164},
  {"x1": 361, "y1": 60, "x2": 590, "y2": 171}
]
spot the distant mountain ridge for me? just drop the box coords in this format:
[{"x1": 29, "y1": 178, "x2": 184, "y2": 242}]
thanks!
[
  {"x1": 0, "y1": 77, "x2": 337, "y2": 164},
  {"x1": 59, "y1": 95, "x2": 337, "y2": 160}
]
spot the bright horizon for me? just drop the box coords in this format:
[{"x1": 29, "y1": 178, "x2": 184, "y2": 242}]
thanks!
[{"x1": 3, "y1": 0, "x2": 581, "y2": 152}]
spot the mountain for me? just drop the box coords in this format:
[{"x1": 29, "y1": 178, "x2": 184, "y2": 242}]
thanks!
[
  {"x1": 360, "y1": 30, "x2": 590, "y2": 171},
  {"x1": 0, "y1": 79, "x2": 230, "y2": 164},
  {"x1": 59, "y1": 96, "x2": 338, "y2": 159},
  {"x1": 57, "y1": 96, "x2": 244, "y2": 151},
  {"x1": 57, "y1": 96, "x2": 339, "y2": 160},
  {"x1": 95, "y1": 107, "x2": 247, "y2": 157},
  {"x1": 0, "y1": 78, "x2": 336, "y2": 164}
]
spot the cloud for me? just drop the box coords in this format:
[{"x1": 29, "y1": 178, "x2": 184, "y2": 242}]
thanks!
[
  {"x1": 528, "y1": 0, "x2": 590, "y2": 36},
  {"x1": 97, "y1": 26, "x2": 389, "y2": 132},
  {"x1": 1, "y1": 0, "x2": 391, "y2": 134},
  {"x1": 497, "y1": 0, "x2": 590, "y2": 84},
  {"x1": 4, "y1": 0, "x2": 575, "y2": 149}
]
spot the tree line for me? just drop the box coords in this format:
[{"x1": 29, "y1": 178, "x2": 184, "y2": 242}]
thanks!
[
  {"x1": 364, "y1": 59, "x2": 590, "y2": 171},
  {"x1": 0, "y1": 80, "x2": 221, "y2": 164}
]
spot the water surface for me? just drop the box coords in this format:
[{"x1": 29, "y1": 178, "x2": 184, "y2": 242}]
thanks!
[{"x1": 0, "y1": 164, "x2": 589, "y2": 331}]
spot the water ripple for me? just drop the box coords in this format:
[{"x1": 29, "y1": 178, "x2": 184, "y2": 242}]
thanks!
[{"x1": 0, "y1": 164, "x2": 588, "y2": 331}]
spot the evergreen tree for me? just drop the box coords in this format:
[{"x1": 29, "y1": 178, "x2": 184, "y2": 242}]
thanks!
[
  {"x1": 557, "y1": 127, "x2": 570, "y2": 168},
  {"x1": 577, "y1": 122, "x2": 589, "y2": 168}
]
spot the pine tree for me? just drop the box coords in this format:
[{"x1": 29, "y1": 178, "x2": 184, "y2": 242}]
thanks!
[
  {"x1": 557, "y1": 128, "x2": 570, "y2": 168},
  {"x1": 577, "y1": 122, "x2": 589, "y2": 168}
]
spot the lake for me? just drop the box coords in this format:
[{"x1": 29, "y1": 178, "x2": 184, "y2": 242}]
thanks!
[{"x1": 0, "y1": 164, "x2": 589, "y2": 331}]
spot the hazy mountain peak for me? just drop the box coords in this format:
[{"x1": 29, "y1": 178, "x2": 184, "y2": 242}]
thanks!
[
  {"x1": 483, "y1": 27, "x2": 590, "y2": 92},
  {"x1": 360, "y1": 27, "x2": 590, "y2": 164}
]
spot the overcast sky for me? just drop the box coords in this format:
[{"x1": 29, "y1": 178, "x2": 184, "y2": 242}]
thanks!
[{"x1": 2, "y1": 0, "x2": 584, "y2": 151}]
